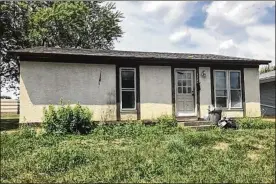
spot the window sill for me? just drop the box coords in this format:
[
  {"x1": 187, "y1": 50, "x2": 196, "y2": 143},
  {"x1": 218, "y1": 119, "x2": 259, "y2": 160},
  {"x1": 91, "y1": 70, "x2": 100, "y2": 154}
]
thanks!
[
  {"x1": 218, "y1": 108, "x2": 243, "y2": 111},
  {"x1": 120, "y1": 109, "x2": 137, "y2": 113}
]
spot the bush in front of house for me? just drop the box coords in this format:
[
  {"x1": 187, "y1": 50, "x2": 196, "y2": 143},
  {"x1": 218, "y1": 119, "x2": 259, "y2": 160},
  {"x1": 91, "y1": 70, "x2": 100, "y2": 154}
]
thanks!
[
  {"x1": 156, "y1": 115, "x2": 178, "y2": 128},
  {"x1": 42, "y1": 103, "x2": 94, "y2": 135},
  {"x1": 237, "y1": 117, "x2": 275, "y2": 129}
]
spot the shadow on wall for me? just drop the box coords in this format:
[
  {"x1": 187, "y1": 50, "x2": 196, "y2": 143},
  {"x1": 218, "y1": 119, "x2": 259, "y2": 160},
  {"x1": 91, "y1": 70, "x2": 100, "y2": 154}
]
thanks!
[{"x1": 21, "y1": 62, "x2": 116, "y2": 105}]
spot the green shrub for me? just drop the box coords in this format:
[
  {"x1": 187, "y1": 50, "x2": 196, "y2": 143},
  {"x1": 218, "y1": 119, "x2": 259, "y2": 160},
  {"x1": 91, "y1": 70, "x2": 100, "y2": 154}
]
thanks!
[
  {"x1": 156, "y1": 115, "x2": 177, "y2": 128},
  {"x1": 237, "y1": 117, "x2": 275, "y2": 129},
  {"x1": 42, "y1": 103, "x2": 94, "y2": 135},
  {"x1": 19, "y1": 125, "x2": 37, "y2": 138}
]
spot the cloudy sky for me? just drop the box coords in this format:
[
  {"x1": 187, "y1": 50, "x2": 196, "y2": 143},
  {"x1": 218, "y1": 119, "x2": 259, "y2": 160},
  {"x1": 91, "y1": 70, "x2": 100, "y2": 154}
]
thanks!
[{"x1": 114, "y1": 1, "x2": 275, "y2": 65}]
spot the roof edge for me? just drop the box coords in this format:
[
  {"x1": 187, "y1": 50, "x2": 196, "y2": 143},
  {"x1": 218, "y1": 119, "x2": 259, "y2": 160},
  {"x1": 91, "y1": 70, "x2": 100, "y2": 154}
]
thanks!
[{"x1": 8, "y1": 49, "x2": 272, "y2": 65}]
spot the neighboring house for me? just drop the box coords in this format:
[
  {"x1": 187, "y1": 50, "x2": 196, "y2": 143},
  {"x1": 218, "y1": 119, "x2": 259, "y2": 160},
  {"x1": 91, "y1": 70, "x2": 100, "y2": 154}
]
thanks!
[
  {"x1": 259, "y1": 70, "x2": 276, "y2": 116},
  {"x1": 9, "y1": 47, "x2": 271, "y2": 123}
]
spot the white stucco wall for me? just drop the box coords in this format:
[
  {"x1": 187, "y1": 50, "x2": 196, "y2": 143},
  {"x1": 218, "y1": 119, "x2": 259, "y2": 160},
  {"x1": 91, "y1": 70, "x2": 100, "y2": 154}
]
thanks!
[
  {"x1": 244, "y1": 68, "x2": 261, "y2": 117},
  {"x1": 20, "y1": 61, "x2": 116, "y2": 123},
  {"x1": 140, "y1": 66, "x2": 172, "y2": 119},
  {"x1": 199, "y1": 67, "x2": 212, "y2": 118}
]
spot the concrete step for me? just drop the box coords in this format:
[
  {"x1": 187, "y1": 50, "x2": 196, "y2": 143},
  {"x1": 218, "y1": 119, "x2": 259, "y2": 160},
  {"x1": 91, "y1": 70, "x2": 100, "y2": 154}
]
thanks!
[
  {"x1": 176, "y1": 116, "x2": 198, "y2": 122},
  {"x1": 179, "y1": 121, "x2": 213, "y2": 127},
  {"x1": 188, "y1": 124, "x2": 215, "y2": 130}
]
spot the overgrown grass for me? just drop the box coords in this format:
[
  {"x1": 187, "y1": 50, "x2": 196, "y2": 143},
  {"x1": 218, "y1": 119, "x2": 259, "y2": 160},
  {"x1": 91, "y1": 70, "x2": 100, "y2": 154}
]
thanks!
[
  {"x1": 1, "y1": 124, "x2": 275, "y2": 183},
  {"x1": 237, "y1": 117, "x2": 275, "y2": 129}
]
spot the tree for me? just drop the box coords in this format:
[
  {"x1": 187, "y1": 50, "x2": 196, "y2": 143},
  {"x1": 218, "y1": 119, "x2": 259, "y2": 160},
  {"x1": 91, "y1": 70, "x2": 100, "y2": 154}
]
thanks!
[
  {"x1": 0, "y1": 1, "x2": 124, "y2": 95},
  {"x1": 260, "y1": 65, "x2": 276, "y2": 74}
]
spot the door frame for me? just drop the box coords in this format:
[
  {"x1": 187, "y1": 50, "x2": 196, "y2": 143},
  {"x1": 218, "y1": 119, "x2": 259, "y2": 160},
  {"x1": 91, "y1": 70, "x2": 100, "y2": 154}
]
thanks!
[{"x1": 174, "y1": 68, "x2": 197, "y2": 117}]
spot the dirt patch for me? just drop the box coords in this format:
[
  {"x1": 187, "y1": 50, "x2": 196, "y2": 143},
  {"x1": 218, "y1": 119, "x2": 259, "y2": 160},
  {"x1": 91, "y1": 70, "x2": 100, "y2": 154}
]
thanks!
[
  {"x1": 112, "y1": 139, "x2": 125, "y2": 144},
  {"x1": 252, "y1": 144, "x2": 267, "y2": 150},
  {"x1": 213, "y1": 142, "x2": 229, "y2": 151},
  {"x1": 247, "y1": 152, "x2": 259, "y2": 161}
]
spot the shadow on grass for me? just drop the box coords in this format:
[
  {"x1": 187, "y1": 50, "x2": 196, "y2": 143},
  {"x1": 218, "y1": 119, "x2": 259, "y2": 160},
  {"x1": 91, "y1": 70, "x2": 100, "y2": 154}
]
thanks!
[{"x1": 0, "y1": 119, "x2": 19, "y2": 131}]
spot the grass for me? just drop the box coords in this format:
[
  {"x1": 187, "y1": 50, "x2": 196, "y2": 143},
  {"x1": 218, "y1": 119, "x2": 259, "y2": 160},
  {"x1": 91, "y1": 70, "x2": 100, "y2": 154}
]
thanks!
[{"x1": 1, "y1": 124, "x2": 275, "y2": 183}]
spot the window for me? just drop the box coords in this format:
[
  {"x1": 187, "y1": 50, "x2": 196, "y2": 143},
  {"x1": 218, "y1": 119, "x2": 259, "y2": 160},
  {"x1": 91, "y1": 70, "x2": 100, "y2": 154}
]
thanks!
[
  {"x1": 214, "y1": 70, "x2": 242, "y2": 108},
  {"x1": 120, "y1": 68, "x2": 136, "y2": 110}
]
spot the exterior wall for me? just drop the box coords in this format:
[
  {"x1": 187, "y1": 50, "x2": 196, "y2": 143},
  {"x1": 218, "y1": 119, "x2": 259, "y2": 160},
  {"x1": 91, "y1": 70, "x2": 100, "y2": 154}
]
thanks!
[
  {"x1": 120, "y1": 112, "x2": 137, "y2": 121},
  {"x1": 140, "y1": 66, "x2": 172, "y2": 119},
  {"x1": 221, "y1": 111, "x2": 243, "y2": 118},
  {"x1": 199, "y1": 67, "x2": 212, "y2": 118},
  {"x1": 260, "y1": 81, "x2": 276, "y2": 116},
  {"x1": 244, "y1": 68, "x2": 261, "y2": 117},
  {"x1": 20, "y1": 61, "x2": 116, "y2": 123}
]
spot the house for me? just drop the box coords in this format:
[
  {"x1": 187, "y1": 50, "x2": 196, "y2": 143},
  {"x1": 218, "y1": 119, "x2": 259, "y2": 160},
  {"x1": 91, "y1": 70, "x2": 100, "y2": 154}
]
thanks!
[
  {"x1": 259, "y1": 70, "x2": 275, "y2": 116},
  {"x1": 9, "y1": 47, "x2": 271, "y2": 123}
]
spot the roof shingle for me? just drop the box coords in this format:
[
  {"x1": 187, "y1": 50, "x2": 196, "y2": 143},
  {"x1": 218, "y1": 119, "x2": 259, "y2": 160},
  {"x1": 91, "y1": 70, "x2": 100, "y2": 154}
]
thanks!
[{"x1": 9, "y1": 46, "x2": 271, "y2": 65}]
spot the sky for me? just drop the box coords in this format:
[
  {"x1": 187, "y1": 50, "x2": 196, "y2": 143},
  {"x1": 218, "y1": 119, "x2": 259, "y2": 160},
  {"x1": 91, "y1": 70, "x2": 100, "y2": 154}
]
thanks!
[
  {"x1": 2, "y1": 1, "x2": 275, "y2": 99},
  {"x1": 114, "y1": 1, "x2": 275, "y2": 64}
]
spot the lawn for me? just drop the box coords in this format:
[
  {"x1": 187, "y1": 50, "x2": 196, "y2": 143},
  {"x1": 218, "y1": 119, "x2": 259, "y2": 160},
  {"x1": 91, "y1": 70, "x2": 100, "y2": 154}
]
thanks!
[{"x1": 1, "y1": 124, "x2": 275, "y2": 183}]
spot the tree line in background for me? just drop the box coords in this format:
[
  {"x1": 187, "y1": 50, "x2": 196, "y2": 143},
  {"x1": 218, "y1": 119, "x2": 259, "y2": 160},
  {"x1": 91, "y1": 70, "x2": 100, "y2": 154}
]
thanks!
[
  {"x1": 0, "y1": 1, "x2": 124, "y2": 95},
  {"x1": 259, "y1": 65, "x2": 276, "y2": 74}
]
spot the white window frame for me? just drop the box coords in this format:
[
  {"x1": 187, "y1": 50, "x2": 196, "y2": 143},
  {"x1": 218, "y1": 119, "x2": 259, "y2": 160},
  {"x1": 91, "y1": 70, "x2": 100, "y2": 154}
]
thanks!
[
  {"x1": 214, "y1": 70, "x2": 242, "y2": 109},
  {"x1": 119, "y1": 67, "x2": 136, "y2": 111},
  {"x1": 229, "y1": 70, "x2": 242, "y2": 109}
]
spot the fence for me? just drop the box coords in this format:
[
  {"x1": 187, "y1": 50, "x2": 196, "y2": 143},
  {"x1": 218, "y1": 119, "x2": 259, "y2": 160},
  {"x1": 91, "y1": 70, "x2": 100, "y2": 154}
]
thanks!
[{"x1": 1, "y1": 99, "x2": 20, "y2": 114}]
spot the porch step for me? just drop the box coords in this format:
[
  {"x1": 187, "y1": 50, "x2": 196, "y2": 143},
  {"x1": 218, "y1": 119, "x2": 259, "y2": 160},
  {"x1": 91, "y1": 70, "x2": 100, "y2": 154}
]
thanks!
[
  {"x1": 187, "y1": 124, "x2": 215, "y2": 130},
  {"x1": 178, "y1": 120, "x2": 215, "y2": 130},
  {"x1": 179, "y1": 121, "x2": 213, "y2": 127},
  {"x1": 176, "y1": 116, "x2": 198, "y2": 122}
]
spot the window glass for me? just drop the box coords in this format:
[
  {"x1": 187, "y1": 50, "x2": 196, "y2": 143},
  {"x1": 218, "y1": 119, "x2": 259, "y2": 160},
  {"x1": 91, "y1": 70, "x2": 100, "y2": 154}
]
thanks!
[
  {"x1": 187, "y1": 80, "x2": 191, "y2": 86},
  {"x1": 216, "y1": 90, "x2": 227, "y2": 96},
  {"x1": 215, "y1": 71, "x2": 226, "y2": 89},
  {"x1": 121, "y1": 70, "x2": 134, "y2": 88},
  {"x1": 183, "y1": 80, "x2": 187, "y2": 86},
  {"x1": 214, "y1": 70, "x2": 242, "y2": 109},
  {"x1": 216, "y1": 97, "x2": 227, "y2": 107},
  {"x1": 183, "y1": 87, "x2": 186, "y2": 93},
  {"x1": 231, "y1": 90, "x2": 242, "y2": 108},
  {"x1": 122, "y1": 91, "x2": 135, "y2": 109},
  {"x1": 230, "y1": 72, "x2": 240, "y2": 89}
]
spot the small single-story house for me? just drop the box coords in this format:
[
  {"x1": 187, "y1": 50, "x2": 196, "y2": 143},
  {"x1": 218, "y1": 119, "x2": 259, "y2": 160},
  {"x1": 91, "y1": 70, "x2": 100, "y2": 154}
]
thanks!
[
  {"x1": 259, "y1": 70, "x2": 275, "y2": 116},
  {"x1": 9, "y1": 47, "x2": 271, "y2": 123}
]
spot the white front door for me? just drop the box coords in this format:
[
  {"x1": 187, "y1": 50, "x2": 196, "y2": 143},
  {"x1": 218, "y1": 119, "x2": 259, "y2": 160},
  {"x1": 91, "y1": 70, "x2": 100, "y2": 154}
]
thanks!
[{"x1": 175, "y1": 70, "x2": 196, "y2": 116}]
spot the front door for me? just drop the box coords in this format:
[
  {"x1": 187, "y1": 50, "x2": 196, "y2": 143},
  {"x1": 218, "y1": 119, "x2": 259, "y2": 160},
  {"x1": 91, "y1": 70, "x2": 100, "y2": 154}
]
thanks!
[{"x1": 175, "y1": 69, "x2": 196, "y2": 116}]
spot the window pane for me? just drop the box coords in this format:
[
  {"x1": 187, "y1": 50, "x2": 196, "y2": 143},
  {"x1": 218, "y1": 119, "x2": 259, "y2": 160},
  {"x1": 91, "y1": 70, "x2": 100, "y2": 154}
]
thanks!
[
  {"x1": 177, "y1": 72, "x2": 183, "y2": 79},
  {"x1": 187, "y1": 73, "x2": 191, "y2": 79},
  {"x1": 122, "y1": 91, "x2": 135, "y2": 109},
  {"x1": 187, "y1": 80, "x2": 191, "y2": 86},
  {"x1": 231, "y1": 90, "x2": 242, "y2": 108},
  {"x1": 215, "y1": 71, "x2": 226, "y2": 89},
  {"x1": 121, "y1": 70, "x2": 134, "y2": 88},
  {"x1": 183, "y1": 87, "x2": 186, "y2": 93},
  {"x1": 177, "y1": 80, "x2": 182, "y2": 86},
  {"x1": 216, "y1": 97, "x2": 227, "y2": 108},
  {"x1": 230, "y1": 72, "x2": 240, "y2": 89},
  {"x1": 178, "y1": 87, "x2": 182, "y2": 93},
  {"x1": 216, "y1": 90, "x2": 227, "y2": 96},
  {"x1": 183, "y1": 80, "x2": 186, "y2": 86},
  {"x1": 187, "y1": 87, "x2": 191, "y2": 93}
]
